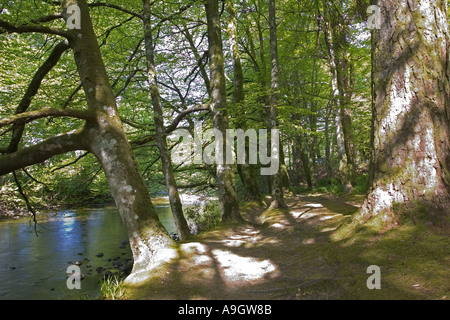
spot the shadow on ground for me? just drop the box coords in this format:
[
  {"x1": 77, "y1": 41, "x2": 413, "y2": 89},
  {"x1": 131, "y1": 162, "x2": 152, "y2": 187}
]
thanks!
[{"x1": 124, "y1": 194, "x2": 450, "y2": 300}]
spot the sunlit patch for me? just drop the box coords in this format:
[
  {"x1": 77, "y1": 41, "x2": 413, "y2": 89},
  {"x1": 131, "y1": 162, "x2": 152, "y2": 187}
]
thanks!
[
  {"x1": 180, "y1": 242, "x2": 208, "y2": 255},
  {"x1": 302, "y1": 203, "x2": 324, "y2": 208},
  {"x1": 211, "y1": 249, "x2": 278, "y2": 284},
  {"x1": 290, "y1": 210, "x2": 307, "y2": 219},
  {"x1": 220, "y1": 228, "x2": 263, "y2": 247},
  {"x1": 270, "y1": 222, "x2": 288, "y2": 229},
  {"x1": 321, "y1": 227, "x2": 338, "y2": 233},
  {"x1": 302, "y1": 238, "x2": 315, "y2": 245},
  {"x1": 299, "y1": 211, "x2": 319, "y2": 219},
  {"x1": 319, "y1": 214, "x2": 342, "y2": 221}
]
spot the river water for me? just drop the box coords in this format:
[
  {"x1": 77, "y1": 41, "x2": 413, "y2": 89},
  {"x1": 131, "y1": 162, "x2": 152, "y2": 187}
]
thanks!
[{"x1": 0, "y1": 204, "x2": 176, "y2": 300}]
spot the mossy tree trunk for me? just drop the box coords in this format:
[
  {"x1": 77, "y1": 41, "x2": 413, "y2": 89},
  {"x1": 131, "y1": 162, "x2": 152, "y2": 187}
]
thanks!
[
  {"x1": 142, "y1": 0, "x2": 191, "y2": 241},
  {"x1": 205, "y1": 0, "x2": 244, "y2": 223},
  {"x1": 62, "y1": 0, "x2": 176, "y2": 283},
  {"x1": 268, "y1": 0, "x2": 287, "y2": 209},
  {"x1": 0, "y1": 0, "x2": 178, "y2": 284},
  {"x1": 360, "y1": 0, "x2": 450, "y2": 222},
  {"x1": 226, "y1": 0, "x2": 262, "y2": 204},
  {"x1": 320, "y1": 0, "x2": 356, "y2": 193}
]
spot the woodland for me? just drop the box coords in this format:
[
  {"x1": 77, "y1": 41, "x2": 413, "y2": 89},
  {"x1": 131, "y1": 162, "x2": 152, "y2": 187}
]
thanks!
[{"x1": 0, "y1": 0, "x2": 449, "y2": 300}]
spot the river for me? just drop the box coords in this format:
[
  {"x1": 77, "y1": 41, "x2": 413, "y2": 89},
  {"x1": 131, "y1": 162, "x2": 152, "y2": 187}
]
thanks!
[{"x1": 0, "y1": 204, "x2": 176, "y2": 300}]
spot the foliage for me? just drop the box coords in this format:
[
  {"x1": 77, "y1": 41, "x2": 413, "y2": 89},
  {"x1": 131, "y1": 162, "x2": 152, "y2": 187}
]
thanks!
[
  {"x1": 184, "y1": 200, "x2": 222, "y2": 234},
  {"x1": 1, "y1": 0, "x2": 372, "y2": 210}
]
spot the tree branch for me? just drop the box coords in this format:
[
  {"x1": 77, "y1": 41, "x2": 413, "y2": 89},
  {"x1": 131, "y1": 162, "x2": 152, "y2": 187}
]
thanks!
[
  {"x1": 89, "y1": 2, "x2": 143, "y2": 19},
  {"x1": 165, "y1": 103, "x2": 210, "y2": 134},
  {"x1": 7, "y1": 40, "x2": 70, "y2": 153},
  {"x1": 0, "y1": 108, "x2": 93, "y2": 128},
  {"x1": 0, "y1": 18, "x2": 70, "y2": 38},
  {"x1": 0, "y1": 130, "x2": 85, "y2": 176}
]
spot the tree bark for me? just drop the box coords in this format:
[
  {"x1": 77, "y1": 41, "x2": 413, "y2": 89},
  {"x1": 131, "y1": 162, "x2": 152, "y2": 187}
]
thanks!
[
  {"x1": 268, "y1": 0, "x2": 287, "y2": 209},
  {"x1": 320, "y1": 0, "x2": 356, "y2": 193},
  {"x1": 6, "y1": 40, "x2": 70, "y2": 154},
  {"x1": 205, "y1": 0, "x2": 243, "y2": 223},
  {"x1": 360, "y1": 0, "x2": 450, "y2": 222},
  {"x1": 62, "y1": 0, "x2": 177, "y2": 283},
  {"x1": 142, "y1": 0, "x2": 191, "y2": 241},
  {"x1": 226, "y1": 0, "x2": 262, "y2": 204}
]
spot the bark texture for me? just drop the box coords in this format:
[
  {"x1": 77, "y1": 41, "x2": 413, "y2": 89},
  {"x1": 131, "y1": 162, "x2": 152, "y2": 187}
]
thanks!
[
  {"x1": 205, "y1": 0, "x2": 243, "y2": 223},
  {"x1": 62, "y1": 0, "x2": 176, "y2": 283},
  {"x1": 226, "y1": 0, "x2": 262, "y2": 203},
  {"x1": 268, "y1": 0, "x2": 287, "y2": 209},
  {"x1": 360, "y1": 0, "x2": 450, "y2": 221},
  {"x1": 142, "y1": 0, "x2": 191, "y2": 241}
]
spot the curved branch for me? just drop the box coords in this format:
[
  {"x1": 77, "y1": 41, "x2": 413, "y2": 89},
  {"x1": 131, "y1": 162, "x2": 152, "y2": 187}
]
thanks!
[
  {"x1": 0, "y1": 108, "x2": 93, "y2": 128},
  {"x1": 165, "y1": 103, "x2": 210, "y2": 134},
  {"x1": 0, "y1": 130, "x2": 85, "y2": 176},
  {"x1": 7, "y1": 40, "x2": 70, "y2": 153}
]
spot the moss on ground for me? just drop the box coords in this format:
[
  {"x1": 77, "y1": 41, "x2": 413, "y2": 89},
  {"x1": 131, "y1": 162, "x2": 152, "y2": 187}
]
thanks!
[{"x1": 123, "y1": 194, "x2": 450, "y2": 300}]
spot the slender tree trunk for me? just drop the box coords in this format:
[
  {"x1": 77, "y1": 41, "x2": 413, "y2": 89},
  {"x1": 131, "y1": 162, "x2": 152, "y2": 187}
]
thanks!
[
  {"x1": 295, "y1": 133, "x2": 313, "y2": 189},
  {"x1": 226, "y1": 0, "x2": 262, "y2": 204},
  {"x1": 205, "y1": 0, "x2": 243, "y2": 223},
  {"x1": 268, "y1": 0, "x2": 287, "y2": 209},
  {"x1": 142, "y1": 0, "x2": 190, "y2": 241},
  {"x1": 320, "y1": 0, "x2": 356, "y2": 193},
  {"x1": 62, "y1": 0, "x2": 176, "y2": 283},
  {"x1": 360, "y1": 0, "x2": 450, "y2": 222}
]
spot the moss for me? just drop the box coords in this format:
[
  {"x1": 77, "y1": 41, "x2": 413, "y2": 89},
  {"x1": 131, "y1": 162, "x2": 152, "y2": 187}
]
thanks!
[{"x1": 123, "y1": 194, "x2": 450, "y2": 300}]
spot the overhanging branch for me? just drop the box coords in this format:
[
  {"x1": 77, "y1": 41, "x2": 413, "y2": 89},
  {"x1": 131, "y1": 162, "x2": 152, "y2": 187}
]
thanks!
[
  {"x1": 0, "y1": 18, "x2": 70, "y2": 38},
  {"x1": 0, "y1": 108, "x2": 93, "y2": 128},
  {"x1": 0, "y1": 130, "x2": 85, "y2": 176}
]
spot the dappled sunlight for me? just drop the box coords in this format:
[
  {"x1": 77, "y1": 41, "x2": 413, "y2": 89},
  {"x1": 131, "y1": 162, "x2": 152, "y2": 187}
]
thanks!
[
  {"x1": 302, "y1": 203, "x2": 324, "y2": 208},
  {"x1": 211, "y1": 249, "x2": 279, "y2": 284},
  {"x1": 219, "y1": 227, "x2": 263, "y2": 247},
  {"x1": 319, "y1": 214, "x2": 343, "y2": 221},
  {"x1": 301, "y1": 238, "x2": 316, "y2": 245},
  {"x1": 176, "y1": 240, "x2": 280, "y2": 289}
]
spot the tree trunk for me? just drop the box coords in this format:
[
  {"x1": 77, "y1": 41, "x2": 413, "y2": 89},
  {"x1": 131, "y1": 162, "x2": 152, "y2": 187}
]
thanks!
[
  {"x1": 62, "y1": 0, "x2": 176, "y2": 283},
  {"x1": 360, "y1": 0, "x2": 450, "y2": 222},
  {"x1": 268, "y1": 0, "x2": 287, "y2": 209},
  {"x1": 205, "y1": 0, "x2": 243, "y2": 223},
  {"x1": 226, "y1": 0, "x2": 262, "y2": 204},
  {"x1": 142, "y1": 0, "x2": 191, "y2": 241},
  {"x1": 321, "y1": 0, "x2": 356, "y2": 193}
]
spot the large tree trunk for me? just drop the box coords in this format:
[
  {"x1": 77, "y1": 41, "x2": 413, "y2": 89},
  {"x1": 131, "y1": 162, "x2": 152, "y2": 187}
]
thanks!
[
  {"x1": 360, "y1": 0, "x2": 450, "y2": 222},
  {"x1": 268, "y1": 0, "x2": 287, "y2": 209},
  {"x1": 62, "y1": 0, "x2": 176, "y2": 283},
  {"x1": 205, "y1": 0, "x2": 244, "y2": 223},
  {"x1": 142, "y1": 0, "x2": 191, "y2": 241}
]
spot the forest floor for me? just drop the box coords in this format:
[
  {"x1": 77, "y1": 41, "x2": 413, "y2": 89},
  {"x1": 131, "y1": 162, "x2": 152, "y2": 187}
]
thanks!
[{"x1": 124, "y1": 194, "x2": 450, "y2": 300}]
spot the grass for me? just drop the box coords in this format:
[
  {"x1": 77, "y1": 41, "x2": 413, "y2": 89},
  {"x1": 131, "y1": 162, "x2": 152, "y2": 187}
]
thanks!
[
  {"x1": 327, "y1": 212, "x2": 450, "y2": 299},
  {"x1": 99, "y1": 275, "x2": 125, "y2": 300}
]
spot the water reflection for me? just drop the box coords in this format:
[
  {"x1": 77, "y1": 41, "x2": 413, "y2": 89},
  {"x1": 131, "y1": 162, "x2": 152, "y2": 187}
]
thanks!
[{"x1": 0, "y1": 205, "x2": 174, "y2": 300}]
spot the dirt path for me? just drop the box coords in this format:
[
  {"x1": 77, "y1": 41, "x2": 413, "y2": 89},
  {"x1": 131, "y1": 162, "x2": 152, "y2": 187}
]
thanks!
[{"x1": 125, "y1": 194, "x2": 363, "y2": 300}]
